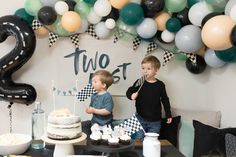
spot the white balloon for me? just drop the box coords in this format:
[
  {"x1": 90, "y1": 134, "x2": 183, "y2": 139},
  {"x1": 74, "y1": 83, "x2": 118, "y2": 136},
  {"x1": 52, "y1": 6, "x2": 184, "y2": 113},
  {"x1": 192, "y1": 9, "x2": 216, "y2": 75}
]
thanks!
[
  {"x1": 161, "y1": 30, "x2": 175, "y2": 43},
  {"x1": 130, "y1": 0, "x2": 141, "y2": 4},
  {"x1": 87, "y1": 8, "x2": 102, "y2": 24},
  {"x1": 230, "y1": 5, "x2": 236, "y2": 22},
  {"x1": 105, "y1": 18, "x2": 116, "y2": 29},
  {"x1": 204, "y1": 49, "x2": 225, "y2": 68},
  {"x1": 40, "y1": 0, "x2": 59, "y2": 7},
  {"x1": 137, "y1": 18, "x2": 157, "y2": 39},
  {"x1": 54, "y1": 1, "x2": 69, "y2": 15},
  {"x1": 94, "y1": 0, "x2": 112, "y2": 17},
  {"x1": 77, "y1": 18, "x2": 89, "y2": 33},
  {"x1": 225, "y1": 0, "x2": 236, "y2": 15},
  {"x1": 188, "y1": 2, "x2": 212, "y2": 26},
  {"x1": 95, "y1": 22, "x2": 111, "y2": 38}
]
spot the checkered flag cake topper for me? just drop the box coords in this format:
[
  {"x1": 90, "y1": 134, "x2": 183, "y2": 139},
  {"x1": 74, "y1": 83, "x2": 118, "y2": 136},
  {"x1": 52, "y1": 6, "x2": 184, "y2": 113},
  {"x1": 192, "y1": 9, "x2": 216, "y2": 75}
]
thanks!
[
  {"x1": 77, "y1": 83, "x2": 96, "y2": 102},
  {"x1": 119, "y1": 114, "x2": 145, "y2": 136}
]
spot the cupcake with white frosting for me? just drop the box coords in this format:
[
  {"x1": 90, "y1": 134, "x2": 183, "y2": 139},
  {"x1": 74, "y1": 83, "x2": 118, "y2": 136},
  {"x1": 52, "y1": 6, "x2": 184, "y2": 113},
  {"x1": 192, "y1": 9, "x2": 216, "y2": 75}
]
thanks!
[
  {"x1": 119, "y1": 134, "x2": 131, "y2": 145},
  {"x1": 108, "y1": 137, "x2": 119, "y2": 147},
  {"x1": 90, "y1": 131, "x2": 102, "y2": 145}
]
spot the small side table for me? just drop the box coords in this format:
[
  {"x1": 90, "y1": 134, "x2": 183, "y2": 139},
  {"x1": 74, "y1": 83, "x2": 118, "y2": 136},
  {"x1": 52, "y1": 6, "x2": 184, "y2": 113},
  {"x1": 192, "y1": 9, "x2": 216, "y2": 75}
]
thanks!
[{"x1": 42, "y1": 132, "x2": 87, "y2": 157}]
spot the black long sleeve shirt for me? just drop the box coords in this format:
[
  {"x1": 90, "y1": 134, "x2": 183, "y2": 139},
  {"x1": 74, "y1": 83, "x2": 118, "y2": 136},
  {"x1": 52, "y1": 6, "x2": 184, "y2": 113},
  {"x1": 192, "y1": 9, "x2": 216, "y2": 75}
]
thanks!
[{"x1": 126, "y1": 79, "x2": 172, "y2": 121}]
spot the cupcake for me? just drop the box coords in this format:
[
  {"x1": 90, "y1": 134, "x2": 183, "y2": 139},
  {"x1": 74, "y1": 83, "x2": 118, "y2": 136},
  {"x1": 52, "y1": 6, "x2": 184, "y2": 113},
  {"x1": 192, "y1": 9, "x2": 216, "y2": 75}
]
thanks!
[
  {"x1": 120, "y1": 134, "x2": 131, "y2": 145},
  {"x1": 90, "y1": 132, "x2": 102, "y2": 145},
  {"x1": 101, "y1": 134, "x2": 111, "y2": 145},
  {"x1": 108, "y1": 137, "x2": 119, "y2": 147}
]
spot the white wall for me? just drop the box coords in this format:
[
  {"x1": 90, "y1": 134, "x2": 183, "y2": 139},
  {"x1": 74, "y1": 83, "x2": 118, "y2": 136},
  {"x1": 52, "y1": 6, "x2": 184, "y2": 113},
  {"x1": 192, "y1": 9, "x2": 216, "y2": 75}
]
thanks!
[{"x1": 1, "y1": 1, "x2": 236, "y2": 135}]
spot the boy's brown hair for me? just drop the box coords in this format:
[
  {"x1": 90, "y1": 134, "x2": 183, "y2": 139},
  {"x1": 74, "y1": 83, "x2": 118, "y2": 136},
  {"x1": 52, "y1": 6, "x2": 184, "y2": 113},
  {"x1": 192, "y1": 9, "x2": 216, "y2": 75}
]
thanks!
[
  {"x1": 141, "y1": 55, "x2": 161, "y2": 70},
  {"x1": 93, "y1": 70, "x2": 113, "y2": 89}
]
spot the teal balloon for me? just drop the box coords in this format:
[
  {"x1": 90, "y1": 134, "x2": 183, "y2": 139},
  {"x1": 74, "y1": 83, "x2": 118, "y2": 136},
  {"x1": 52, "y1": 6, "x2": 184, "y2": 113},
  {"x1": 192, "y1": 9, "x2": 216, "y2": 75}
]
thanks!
[
  {"x1": 74, "y1": 1, "x2": 91, "y2": 18},
  {"x1": 187, "y1": 0, "x2": 202, "y2": 8},
  {"x1": 14, "y1": 8, "x2": 34, "y2": 25},
  {"x1": 120, "y1": 3, "x2": 144, "y2": 26},
  {"x1": 205, "y1": 0, "x2": 228, "y2": 12},
  {"x1": 166, "y1": 18, "x2": 181, "y2": 32},
  {"x1": 24, "y1": 0, "x2": 42, "y2": 16},
  {"x1": 165, "y1": 0, "x2": 187, "y2": 13},
  {"x1": 215, "y1": 47, "x2": 236, "y2": 63},
  {"x1": 83, "y1": 0, "x2": 96, "y2": 6}
]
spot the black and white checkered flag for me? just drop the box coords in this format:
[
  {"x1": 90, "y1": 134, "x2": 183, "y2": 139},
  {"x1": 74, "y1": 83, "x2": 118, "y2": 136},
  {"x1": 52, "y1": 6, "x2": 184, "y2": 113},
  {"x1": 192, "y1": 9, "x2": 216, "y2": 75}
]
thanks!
[
  {"x1": 70, "y1": 34, "x2": 80, "y2": 48},
  {"x1": 86, "y1": 24, "x2": 99, "y2": 40},
  {"x1": 133, "y1": 36, "x2": 142, "y2": 50},
  {"x1": 113, "y1": 29, "x2": 124, "y2": 43},
  {"x1": 147, "y1": 42, "x2": 158, "y2": 54},
  {"x1": 185, "y1": 53, "x2": 197, "y2": 63},
  {"x1": 134, "y1": 76, "x2": 145, "y2": 87},
  {"x1": 119, "y1": 114, "x2": 144, "y2": 136},
  {"x1": 49, "y1": 32, "x2": 59, "y2": 47},
  {"x1": 32, "y1": 18, "x2": 43, "y2": 30},
  {"x1": 163, "y1": 50, "x2": 174, "y2": 66},
  {"x1": 77, "y1": 84, "x2": 96, "y2": 102}
]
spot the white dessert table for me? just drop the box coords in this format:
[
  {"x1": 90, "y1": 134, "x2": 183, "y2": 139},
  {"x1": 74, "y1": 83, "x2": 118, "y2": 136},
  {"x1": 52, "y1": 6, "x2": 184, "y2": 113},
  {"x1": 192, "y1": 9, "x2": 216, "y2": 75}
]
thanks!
[{"x1": 42, "y1": 132, "x2": 87, "y2": 157}]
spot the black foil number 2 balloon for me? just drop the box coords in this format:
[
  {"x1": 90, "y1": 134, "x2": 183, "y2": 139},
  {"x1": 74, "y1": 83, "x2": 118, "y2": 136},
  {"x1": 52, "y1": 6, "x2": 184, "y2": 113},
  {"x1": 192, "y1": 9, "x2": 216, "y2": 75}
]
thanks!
[{"x1": 0, "y1": 15, "x2": 37, "y2": 105}]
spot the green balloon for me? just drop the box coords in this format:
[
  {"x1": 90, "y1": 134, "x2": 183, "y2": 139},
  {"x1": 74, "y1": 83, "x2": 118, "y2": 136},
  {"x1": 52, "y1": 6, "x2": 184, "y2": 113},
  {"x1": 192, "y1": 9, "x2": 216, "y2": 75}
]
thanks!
[
  {"x1": 187, "y1": 0, "x2": 203, "y2": 8},
  {"x1": 120, "y1": 3, "x2": 144, "y2": 26},
  {"x1": 166, "y1": 18, "x2": 182, "y2": 32},
  {"x1": 165, "y1": 0, "x2": 187, "y2": 13},
  {"x1": 51, "y1": 17, "x2": 73, "y2": 37},
  {"x1": 215, "y1": 47, "x2": 236, "y2": 63},
  {"x1": 83, "y1": 0, "x2": 96, "y2": 6},
  {"x1": 24, "y1": 0, "x2": 42, "y2": 16},
  {"x1": 175, "y1": 53, "x2": 188, "y2": 61},
  {"x1": 74, "y1": 1, "x2": 91, "y2": 18},
  {"x1": 14, "y1": 8, "x2": 34, "y2": 25},
  {"x1": 116, "y1": 19, "x2": 138, "y2": 35},
  {"x1": 205, "y1": 0, "x2": 228, "y2": 12}
]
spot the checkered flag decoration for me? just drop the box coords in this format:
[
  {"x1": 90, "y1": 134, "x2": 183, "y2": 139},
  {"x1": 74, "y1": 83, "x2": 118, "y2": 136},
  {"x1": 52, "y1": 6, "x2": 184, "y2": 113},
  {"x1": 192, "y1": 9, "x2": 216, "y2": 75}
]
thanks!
[
  {"x1": 133, "y1": 36, "x2": 142, "y2": 50},
  {"x1": 77, "y1": 84, "x2": 96, "y2": 102},
  {"x1": 113, "y1": 29, "x2": 124, "y2": 43},
  {"x1": 134, "y1": 76, "x2": 145, "y2": 87},
  {"x1": 185, "y1": 53, "x2": 197, "y2": 63},
  {"x1": 49, "y1": 32, "x2": 59, "y2": 47},
  {"x1": 86, "y1": 24, "x2": 99, "y2": 40},
  {"x1": 31, "y1": 18, "x2": 43, "y2": 30},
  {"x1": 163, "y1": 50, "x2": 174, "y2": 66},
  {"x1": 146, "y1": 42, "x2": 158, "y2": 54},
  {"x1": 70, "y1": 34, "x2": 80, "y2": 48},
  {"x1": 119, "y1": 114, "x2": 144, "y2": 136}
]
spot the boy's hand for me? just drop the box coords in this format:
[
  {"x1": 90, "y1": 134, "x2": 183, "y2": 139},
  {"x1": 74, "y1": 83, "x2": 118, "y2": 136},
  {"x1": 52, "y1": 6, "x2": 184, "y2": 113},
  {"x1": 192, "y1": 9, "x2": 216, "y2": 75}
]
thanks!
[
  {"x1": 166, "y1": 117, "x2": 172, "y2": 124},
  {"x1": 86, "y1": 107, "x2": 95, "y2": 114},
  {"x1": 131, "y1": 92, "x2": 138, "y2": 100}
]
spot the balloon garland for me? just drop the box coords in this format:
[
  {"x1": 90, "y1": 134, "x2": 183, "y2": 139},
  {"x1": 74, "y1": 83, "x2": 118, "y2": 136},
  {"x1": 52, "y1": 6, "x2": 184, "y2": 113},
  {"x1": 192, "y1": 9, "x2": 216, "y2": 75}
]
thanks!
[{"x1": 9, "y1": 0, "x2": 236, "y2": 76}]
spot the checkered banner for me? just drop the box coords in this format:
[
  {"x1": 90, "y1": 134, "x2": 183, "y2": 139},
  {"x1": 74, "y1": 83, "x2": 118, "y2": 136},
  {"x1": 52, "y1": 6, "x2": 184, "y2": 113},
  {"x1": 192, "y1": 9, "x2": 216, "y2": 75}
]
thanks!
[
  {"x1": 146, "y1": 42, "x2": 158, "y2": 54},
  {"x1": 113, "y1": 29, "x2": 124, "y2": 43},
  {"x1": 86, "y1": 24, "x2": 99, "y2": 40},
  {"x1": 76, "y1": 84, "x2": 96, "y2": 102},
  {"x1": 49, "y1": 32, "x2": 59, "y2": 47},
  {"x1": 32, "y1": 18, "x2": 42, "y2": 30},
  {"x1": 185, "y1": 53, "x2": 197, "y2": 63},
  {"x1": 163, "y1": 49, "x2": 174, "y2": 66},
  {"x1": 70, "y1": 34, "x2": 80, "y2": 48},
  {"x1": 119, "y1": 114, "x2": 144, "y2": 136},
  {"x1": 134, "y1": 76, "x2": 145, "y2": 87},
  {"x1": 133, "y1": 36, "x2": 142, "y2": 50}
]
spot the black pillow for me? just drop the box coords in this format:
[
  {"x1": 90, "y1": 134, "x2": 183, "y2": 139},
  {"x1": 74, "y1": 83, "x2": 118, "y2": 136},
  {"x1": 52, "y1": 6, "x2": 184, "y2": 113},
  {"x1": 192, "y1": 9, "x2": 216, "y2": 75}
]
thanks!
[
  {"x1": 159, "y1": 116, "x2": 181, "y2": 147},
  {"x1": 193, "y1": 120, "x2": 236, "y2": 157}
]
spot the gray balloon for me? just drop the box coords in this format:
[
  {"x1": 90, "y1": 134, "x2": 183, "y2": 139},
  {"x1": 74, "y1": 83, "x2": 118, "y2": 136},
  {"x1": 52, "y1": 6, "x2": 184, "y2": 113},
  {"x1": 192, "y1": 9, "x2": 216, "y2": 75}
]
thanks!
[
  {"x1": 204, "y1": 49, "x2": 225, "y2": 68},
  {"x1": 225, "y1": 0, "x2": 236, "y2": 15},
  {"x1": 175, "y1": 25, "x2": 203, "y2": 53}
]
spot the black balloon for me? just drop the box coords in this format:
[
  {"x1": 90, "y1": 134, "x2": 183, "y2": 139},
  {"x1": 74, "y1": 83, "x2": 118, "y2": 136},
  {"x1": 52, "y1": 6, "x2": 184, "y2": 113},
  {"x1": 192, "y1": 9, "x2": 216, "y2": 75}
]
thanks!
[
  {"x1": 65, "y1": 0, "x2": 76, "y2": 11},
  {"x1": 173, "y1": 8, "x2": 190, "y2": 26},
  {"x1": 141, "y1": 0, "x2": 164, "y2": 18},
  {"x1": 201, "y1": 12, "x2": 223, "y2": 27},
  {"x1": 230, "y1": 25, "x2": 236, "y2": 46},
  {"x1": 38, "y1": 6, "x2": 57, "y2": 25},
  {"x1": 185, "y1": 55, "x2": 206, "y2": 74},
  {"x1": 102, "y1": 7, "x2": 119, "y2": 21},
  {"x1": 0, "y1": 15, "x2": 37, "y2": 104}
]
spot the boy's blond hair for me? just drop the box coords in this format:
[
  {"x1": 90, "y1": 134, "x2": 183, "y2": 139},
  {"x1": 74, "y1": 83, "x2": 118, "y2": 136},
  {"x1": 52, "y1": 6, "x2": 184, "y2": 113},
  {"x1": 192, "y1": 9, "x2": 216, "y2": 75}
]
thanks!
[
  {"x1": 141, "y1": 55, "x2": 161, "y2": 70},
  {"x1": 93, "y1": 70, "x2": 113, "y2": 89}
]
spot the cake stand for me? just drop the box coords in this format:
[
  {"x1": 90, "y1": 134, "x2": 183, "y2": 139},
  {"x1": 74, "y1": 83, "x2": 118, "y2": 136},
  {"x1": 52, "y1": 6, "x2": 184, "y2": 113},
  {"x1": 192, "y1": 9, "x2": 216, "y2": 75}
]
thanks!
[{"x1": 42, "y1": 132, "x2": 87, "y2": 157}]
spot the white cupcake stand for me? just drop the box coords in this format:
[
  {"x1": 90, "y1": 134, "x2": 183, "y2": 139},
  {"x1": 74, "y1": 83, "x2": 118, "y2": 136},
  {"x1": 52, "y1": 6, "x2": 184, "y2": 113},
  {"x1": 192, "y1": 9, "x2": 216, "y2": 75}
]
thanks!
[{"x1": 42, "y1": 132, "x2": 87, "y2": 157}]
